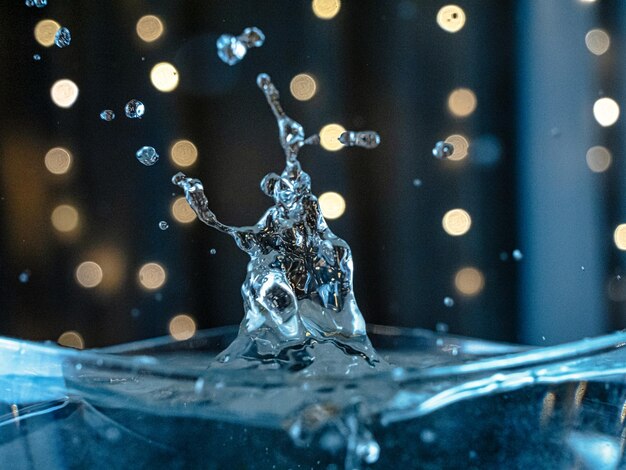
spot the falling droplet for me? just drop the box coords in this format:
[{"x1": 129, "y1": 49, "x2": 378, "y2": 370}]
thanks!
[
  {"x1": 54, "y1": 27, "x2": 71, "y2": 48},
  {"x1": 412, "y1": 178, "x2": 422, "y2": 187},
  {"x1": 99, "y1": 110, "x2": 115, "y2": 121},
  {"x1": 25, "y1": 0, "x2": 46, "y2": 7},
  {"x1": 443, "y1": 296, "x2": 454, "y2": 307},
  {"x1": 216, "y1": 27, "x2": 265, "y2": 65},
  {"x1": 159, "y1": 221, "x2": 169, "y2": 230},
  {"x1": 512, "y1": 249, "x2": 523, "y2": 261},
  {"x1": 135, "y1": 146, "x2": 159, "y2": 166},
  {"x1": 125, "y1": 99, "x2": 145, "y2": 119},
  {"x1": 33, "y1": 54, "x2": 41, "y2": 61},
  {"x1": 209, "y1": 248, "x2": 217, "y2": 255},
  {"x1": 436, "y1": 322, "x2": 449, "y2": 333},
  {"x1": 432, "y1": 141, "x2": 454, "y2": 159},
  {"x1": 338, "y1": 130, "x2": 381, "y2": 149},
  {"x1": 19, "y1": 270, "x2": 31, "y2": 283}
]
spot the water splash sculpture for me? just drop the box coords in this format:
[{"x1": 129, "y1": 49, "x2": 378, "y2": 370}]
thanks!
[{"x1": 173, "y1": 73, "x2": 380, "y2": 367}]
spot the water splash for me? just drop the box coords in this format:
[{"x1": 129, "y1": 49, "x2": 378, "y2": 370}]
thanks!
[
  {"x1": 173, "y1": 73, "x2": 381, "y2": 368},
  {"x1": 216, "y1": 27, "x2": 265, "y2": 65},
  {"x1": 54, "y1": 27, "x2": 71, "y2": 48},
  {"x1": 136, "y1": 146, "x2": 159, "y2": 166},
  {"x1": 124, "y1": 99, "x2": 144, "y2": 119}
]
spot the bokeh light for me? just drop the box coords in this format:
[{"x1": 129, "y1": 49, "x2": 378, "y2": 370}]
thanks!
[
  {"x1": 319, "y1": 124, "x2": 346, "y2": 151},
  {"x1": 169, "y1": 314, "x2": 197, "y2": 341},
  {"x1": 138, "y1": 262, "x2": 166, "y2": 290},
  {"x1": 57, "y1": 331, "x2": 84, "y2": 349},
  {"x1": 51, "y1": 204, "x2": 79, "y2": 233},
  {"x1": 445, "y1": 134, "x2": 470, "y2": 161},
  {"x1": 150, "y1": 62, "x2": 179, "y2": 92},
  {"x1": 593, "y1": 97, "x2": 619, "y2": 127},
  {"x1": 50, "y1": 79, "x2": 79, "y2": 108},
  {"x1": 454, "y1": 267, "x2": 485, "y2": 296},
  {"x1": 585, "y1": 29, "x2": 610, "y2": 55},
  {"x1": 447, "y1": 88, "x2": 477, "y2": 118},
  {"x1": 87, "y1": 246, "x2": 127, "y2": 293},
  {"x1": 75, "y1": 261, "x2": 103, "y2": 288},
  {"x1": 437, "y1": 5, "x2": 466, "y2": 33},
  {"x1": 44, "y1": 147, "x2": 72, "y2": 174},
  {"x1": 170, "y1": 139, "x2": 198, "y2": 167},
  {"x1": 312, "y1": 0, "x2": 341, "y2": 19},
  {"x1": 136, "y1": 15, "x2": 164, "y2": 43},
  {"x1": 34, "y1": 19, "x2": 61, "y2": 47},
  {"x1": 319, "y1": 192, "x2": 346, "y2": 219},
  {"x1": 586, "y1": 146, "x2": 612, "y2": 173},
  {"x1": 614, "y1": 224, "x2": 626, "y2": 250},
  {"x1": 290, "y1": 73, "x2": 317, "y2": 101},
  {"x1": 442, "y1": 209, "x2": 472, "y2": 236},
  {"x1": 171, "y1": 197, "x2": 197, "y2": 223}
]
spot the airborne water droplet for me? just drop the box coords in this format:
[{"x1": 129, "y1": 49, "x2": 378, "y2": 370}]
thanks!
[
  {"x1": 99, "y1": 110, "x2": 115, "y2": 121},
  {"x1": 19, "y1": 270, "x2": 31, "y2": 283},
  {"x1": 54, "y1": 27, "x2": 71, "y2": 48},
  {"x1": 436, "y1": 322, "x2": 449, "y2": 333},
  {"x1": 209, "y1": 248, "x2": 217, "y2": 255},
  {"x1": 338, "y1": 130, "x2": 381, "y2": 149},
  {"x1": 159, "y1": 221, "x2": 169, "y2": 230},
  {"x1": 125, "y1": 99, "x2": 145, "y2": 119},
  {"x1": 25, "y1": 0, "x2": 47, "y2": 7},
  {"x1": 443, "y1": 296, "x2": 454, "y2": 307},
  {"x1": 432, "y1": 140, "x2": 454, "y2": 159},
  {"x1": 512, "y1": 249, "x2": 523, "y2": 261},
  {"x1": 135, "y1": 146, "x2": 159, "y2": 166},
  {"x1": 216, "y1": 27, "x2": 265, "y2": 65},
  {"x1": 412, "y1": 178, "x2": 422, "y2": 187},
  {"x1": 33, "y1": 54, "x2": 41, "y2": 61}
]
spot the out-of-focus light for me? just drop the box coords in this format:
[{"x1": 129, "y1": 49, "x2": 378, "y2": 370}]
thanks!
[
  {"x1": 574, "y1": 381, "x2": 588, "y2": 408},
  {"x1": 138, "y1": 262, "x2": 166, "y2": 290},
  {"x1": 445, "y1": 134, "x2": 470, "y2": 161},
  {"x1": 442, "y1": 209, "x2": 472, "y2": 236},
  {"x1": 290, "y1": 73, "x2": 317, "y2": 101},
  {"x1": 169, "y1": 314, "x2": 197, "y2": 341},
  {"x1": 34, "y1": 19, "x2": 61, "y2": 47},
  {"x1": 586, "y1": 146, "x2": 612, "y2": 173},
  {"x1": 75, "y1": 261, "x2": 103, "y2": 288},
  {"x1": 136, "y1": 15, "x2": 164, "y2": 42},
  {"x1": 614, "y1": 224, "x2": 626, "y2": 250},
  {"x1": 454, "y1": 267, "x2": 485, "y2": 296},
  {"x1": 437, "y1": 5, "x2": 466, "y2": 33},
  {"x1": 319, "y1": 192, "x2": 346, "y2": 219},
  {"x1": 44, "y1": 147, "x2": 72, "y2": 174},
  {"x1": 88, "y1": 246, "x2": 127, "y2": 293},
  {"x1": 57, "y1": 331, "x2": 84, "y2": 349},
  {"x1": 447, "y1": 88, "x2": 477, "y2": 118},
  {"x1": 540, "y1": 391, "x2": 556, "y2": 426},
  {"x1": 150, "y1": 62, "x2": 179, "y2": 92},
  {"x1": 312, "y1": 0, "x2": 341, "y2": 19},
  {"x1": 319, "y1": 124, "x2": 346, "y2": 151},
  {"x1": 593, "y1": 98, "x2": 619, "y2": 127},
  {"x1": 171, "y1": 197, "x2": 197, "y2": 223},
  {"x1": 51, "y1": 204, "x2": 79, "y2": 233},
  {"x1": 170, "y1": 139, "x2": 198, "y2": 167},
  {"x1": 585, "y1": 29, "x2": 610, "y2": 55},
  {"x1": 50, "y1": 79, "x2": 79, "y2": 108}
]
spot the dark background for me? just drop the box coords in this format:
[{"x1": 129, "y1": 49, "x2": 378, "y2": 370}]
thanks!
[{"x1": 0, "y1": 0, "x2": 622, "y2": 348}]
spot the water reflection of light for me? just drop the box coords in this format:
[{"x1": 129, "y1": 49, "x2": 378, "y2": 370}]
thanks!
[
  {"x1": 290, "y1": 74, "x2": 317, "y2": 101},
  {"x1": 136, "y1": 15, "x2": 164, "y2": 42},
  {"x1": 447, "y1": 88, "x2": 477, "y2": 118},
  {"x1": 585, "y1": 29, "x2": 610, "y2": 55},
  {"x1": 613, "y1": 224, "x2": 626, "y2": 250},
  {"x1": 150, "y1": 62, "x2": 179, "y2": 92},
  {"x1": 171, "y1": 197, "x2": 197, "y2": 223},
  {"x1": 437, "y1": 5, "x2": 466, "y2": 33},
  {"x1": 319, "y1": 124, "x2": 346, "y2": 151},
  {"x1": 540, "y1": 391, "x2": 556, "y2": 426},
  {"x1": 75, "y1": 261, "x2": 103, "y2": 288},
  {"x1": 593, "y1": 98, "x2": 619, "y2": 127},
  {"x1": 445, "y1": 134, "x2": 469, "y2": 161},
  {"x1": 50, "y1": 79, "x2": 79, "y2": 108},
  {"x1": 44, "y1": 147, "x2": 72, "y2": 174},
  {"x1": 586, "y1": 146, "x2": 612, "y2": 173},
  {"x1": 170, "y1": 139, "x2": 198, "y2": 167},
  {"x1": 57, "y1": 331, "x2": 84, "y2": 349},
  {"x1": 51, "y1": 204, "x2": 79, "y2": 233},
  {"x1": 312, "y1": 0, "x2": 341, "y2": 19},
  {"x1": 454, "y1": 267, "x2": 484, "y2": 296},
  {"x1": 442, "y1": 209, "x2": 472, "y2": 236},
  {"x1": 319, "y1": 192, "x2": 346, "y2": 219},
  {"x1": 138, "y1": 262, "x2": 166, "y2": 290},
  {"x1": 574, "y1": 381, "x2": 588, "y2": 408},
  {"x1": 169, "y1": 314, "x2": 197, "y2": 340},
  {"x1": 34, "y1": 19, "x2": 61, "y2": 47}
]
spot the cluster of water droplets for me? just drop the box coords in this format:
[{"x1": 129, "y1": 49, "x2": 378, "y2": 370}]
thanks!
[
  {"x1": 24, "y1": 0, "x2": 46, "y2": 8},
  {"x1": 216, "y1": 27, "x2": 265, "y2": 65}
]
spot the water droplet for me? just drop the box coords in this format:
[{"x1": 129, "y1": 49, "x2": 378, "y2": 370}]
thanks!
[
  {"x1": 356, "y1": 440, "x2": 380, "y2": 464},
  {"x1": 618, "y1": 275, "x2": 622, "y2": 280},
  {"x1": 436, "y1": 338, "x2": 444, "y2": 347},
  {"x1": 25, "y1": 0, "x2": 46, "y2": 7},
  {"x1": 499, "y1": 251, "x2": 509, "y2": 261},
  {"x1": 420, "y1": 429, "x2": 437, "y2": 443},
  {"x1": 512, "y1": 249, "x2": 523, "y2": 261},
  {"x1": 541, "y1": 336, "x2": 546, "y2": 341},
  {"x1": 100, "y1": 110, "x2": 115, "y2": 121},
  {"x1": 412, "y1": 178, "x2": 422, "y2": 187},
  {"x1": 18, "y1": 270, "x2": 30, "y2": 283},
  {"x1": 159, "y1": 221, "x2": 169, "y2": 230},
  {"x1": 131, "y1": 308, "x2": 141, "y2": 318},
  {"x1": 338, "y1": 130, "x2": 381, "y2": 149},
  {"x1": 209, "y1": 248, "x2": 217, "y2": 255},
  {"x1": 432, "y1": 141, "x2": 454, "y2": 159},
  {"x1": 443, "y1": 296, "x2": 454, "y2": 307},
  {"x1": 33, "y1": 54, "x2": 41, "y2": 61},
  {"x1": 136, "y1": 146, "x2": 159, "y2": 166},
  {"x1": 194, "y1": 377, "x2": 205, "y2": 394},
  {"x1": 436, "y1": 322, "x2": 449, "y2": 333},
  {"x1": 216, "y1": 26, "x2": 265, "y2": 65},
  {"x1": 54, "y1": 27, "x2": 71, "y2": 48},
  {"x1": 124, "y1": 99, "x2": 145, "y2": 119},
  {"x1": 581, "y1": 265, "x2": 585, "y2": 271}
]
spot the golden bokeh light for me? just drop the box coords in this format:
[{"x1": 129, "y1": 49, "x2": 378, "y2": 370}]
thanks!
[
  {"x1": 319, "y1": 192, "x2": 346, "y2": 219},
  {"x1": 171, "y1": 197, "x2": 197, "y2": 223},
  {"x1": 50, "y1": 79, "x2": 79, "y2": 108},
  {"x1": 75, "y1": 261, "x2": 103, "y2": 288},
  {"x1": 44, "y1": 147, "x2": 72, "y2": 174},
  {"x1": 586, "y1": 146, "x2": 612, "y2": 173},
  {"x1": 87, "y1": 246, "x2": 127, "y2": 293},
  {"x1": 447, "y1": 88, "x2": 477, "y2": 118},
  {"x1": 34, "y1": 19, "x2": 61, "y2": 47},
  {"x1": 170, "y1": 139, "x2": 198, "y2": 167},
  {"x1": 442, "y1": 209, "x2": 472, "y2": 236},
  {"x1": 445, "y1": 134, "x2": 470, "y2": 161},
  {"x1": 312, "y1": 0, "x2": 341, "y2": 19},
  {"x1": 437, "y1": 5, "x2": 466, "y2": 33},
  {"x1": 319, "y1": 123, "x2": 346, "y2": 151},
  {"x1": 51, "y1": 204, "x2": 79, "y2": 233},
  {"x1": 585, "y1": 29, "x2": 610, "y2": 55},
  {"x1": 57, "y1": 331, "x2": 84, "y2": 349},
  {"x1": 169, "y1": 314, "x2": 197, "y2": 341},
  {"x1": 614, "y1": 224, "x2": 626, "y2": 250},
  {"x1": 290, "y1": 73, "x2": 317, "y2": 101},
  {"x1": 593, "y1": 97, "x2": 619, "y2": 127},
  {"x1": 136, "y1": 15, "x2": 164, "y2": 42},
  {"x1": 150, "y1": 62, "x2": 179, "y2": 92},
  {"x1": 454, "y1": 267, "x2": 485, "y2": 296},
  {"x1": 138, "y1": 262, "x2": 166, "y2": 290}
]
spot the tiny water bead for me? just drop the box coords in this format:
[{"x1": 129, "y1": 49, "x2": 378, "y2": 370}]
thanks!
[
  {"x1": 338, "y1": 130, "x2": 381, "y2": 149},
  {"x1": 158, "y1": 221, "x2": 169, "y2": 230},
  {"x1": 18, "y1": 270, "x2": 31, "y2": 283},
  {"x1": 33, "y1": 54, "x2": 41, "y2": 61},
  {"x1": 443, "y1": 296, "x2": 455, "y2": 307},
  {"x1": 54, "y1": 27, "x2": 71, "y2": 48},
  {"x1": 136, "y1": 146, "x2": 159, "y2": 166},
  {"x1": 512, "y1": 249, "x2": 523, "y2": 261},
  {"x1": 124, "y1": 99, "x2": 145, "y2": 119},
  {"x1": 216, "y1": 26, "x2": 265, "y2": 65},
  {"x1": 25, "y1": 0, "x2": 46, "y2": 7},
  {"x1": 412, "y1": 178, "x2": 422, "y2": 187},
  {"x1": 436, "y1": 322, "x2": 449, "y2": 334},
  {"x1": 209, "y1": 248, "x2": 217, "y2": 255},
  {"x1": 99, "y1": 110, "x2": 115, "y2": 121},
  {"x1": 432, "y1": 140, "x2": 454, "y2": 159}
]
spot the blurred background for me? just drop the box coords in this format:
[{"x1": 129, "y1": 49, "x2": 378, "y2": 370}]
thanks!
[{"x1": 0, "y1": 0, "x2": 623, "y2": 349}]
